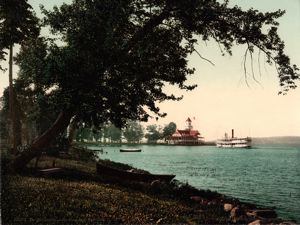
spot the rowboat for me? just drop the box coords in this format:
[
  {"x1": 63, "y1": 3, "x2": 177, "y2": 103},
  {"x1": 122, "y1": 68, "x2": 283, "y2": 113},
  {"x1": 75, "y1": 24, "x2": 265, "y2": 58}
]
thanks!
[
  {"x1": 120, "y1": 148, "x2": 142, "y2": 152},
  {"x1": 96, "y1": 163, "x2": 175, "y2": 182}
]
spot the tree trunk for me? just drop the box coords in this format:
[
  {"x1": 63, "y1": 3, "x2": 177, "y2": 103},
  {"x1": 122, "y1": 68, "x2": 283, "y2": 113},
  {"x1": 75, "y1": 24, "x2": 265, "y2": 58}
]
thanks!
[
  {"x1": 8, "y1": 44, "x2": 22, "y2": 153},
  {"x1": 12, "y1": 110, "x2": 74, "y2": 171},
  {"x1": 13, "y1": 91, "x2": 22, "y2": 149},
  {"x1": 8, "y1": 45, "x2": 15, "y2": 152}
]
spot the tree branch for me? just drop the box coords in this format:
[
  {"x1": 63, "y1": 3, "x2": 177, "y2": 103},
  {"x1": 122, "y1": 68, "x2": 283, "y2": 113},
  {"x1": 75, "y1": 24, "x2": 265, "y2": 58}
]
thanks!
[
  {"x1": 124, "y1": 5, "x2": 172, "y2": 53},
  {"x1": 243, "y1": 47, "x2": 250, "y2": 88},
  {"x1": 194, "y1": 48, "x2": 215, "y2": 66}
]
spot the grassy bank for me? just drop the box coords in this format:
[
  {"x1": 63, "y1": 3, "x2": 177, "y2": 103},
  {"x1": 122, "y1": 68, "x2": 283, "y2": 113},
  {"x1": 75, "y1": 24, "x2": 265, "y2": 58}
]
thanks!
[
  {"x1": 2, "y1": 156, "x2": 229, "y2": 224},
  {"x1": 3, "y1": 175, "x2": 210, "y2": 224},
  {"x1": 1, "y1": 148, "x2": 296, "y2": 224}
]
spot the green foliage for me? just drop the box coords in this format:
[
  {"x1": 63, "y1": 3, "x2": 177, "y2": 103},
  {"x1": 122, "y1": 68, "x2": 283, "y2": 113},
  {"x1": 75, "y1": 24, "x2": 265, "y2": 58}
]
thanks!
[
  {"x1": 106, "y1": 123, "x2": 122, "y2": 143},
  {"x1": 74, "y1": 123, "x2": 122, "y2": 143},
  {"x1": 43, "y1": 135, "x2": 70, "y2": 157},
  {"x1": 0, "y1": 0, "x2": 39, "y2": 69},
  {"x1": 69, "y1": 146, "x2": 99, "y2": 162},
  {"x1": 123, "y1": 121, "x2": 144, "y2": 143},
  {"x1": 0, "y1": 36, "x2": 60, "y2": 145},
  {"x1": 14, "y1": 37, "x2": 61, "y2": 134},
  {"x1": 75, "y1": 124, "x2": 92, "y2": 142},
  {"x1": 145, "y1": 124, "x2": 162, "y2": 143},
  {"x1": 162, "y1": 122, "x2": 177, "y2": 139},
  {"x1": 13, "y1": 0, "x2": 299, "y2": 132},
  {"x1": 91, "y1": 128, "x2": 102, "y2": 142},
  {"x1": 0, "y1": 81, "x2": 59, "y2": 145}
]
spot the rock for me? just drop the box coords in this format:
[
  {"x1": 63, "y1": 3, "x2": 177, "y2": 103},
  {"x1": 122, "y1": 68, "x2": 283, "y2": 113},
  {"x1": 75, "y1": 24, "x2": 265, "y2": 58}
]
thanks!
[
  {"x1": 230, "y1": 207, "x2": 247, "y2": 223},
  {"x1": 224, "y1": 203, "x2": 234, "y2": 212},
  {"x1": 279, "y1": 222, "x2": 297, "y2": 225},
  {"x1": 231, "y1": 207, "x2": 244, "y2": 218},
  {"x1": 156, "y1": 218, "x2": 164, "y2": 224},
  {"x1": 190, "y1": 196, "x2": 209, "y2": 204},
  {"x1": 207, "y1": 200, "x2": 217, "y2": 206},
  {"x1": 247, "y1": 209, "x2": 277, "y2": 219},
  {"x1": 190, "y1": 196, "x2": 202, "y2": 202},
  {"x1": 248, "y1": 219, "x2": 262, "y2": 225},
  {"x1": 151, "y1": 180, "x2": 161, "y2": 186}
]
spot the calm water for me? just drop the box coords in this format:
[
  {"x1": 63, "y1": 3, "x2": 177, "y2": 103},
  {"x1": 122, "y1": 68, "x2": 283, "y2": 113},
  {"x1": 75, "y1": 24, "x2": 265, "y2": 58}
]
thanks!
[{"x1": 90, "y1": 144, "x2": 300, "y2": 222}]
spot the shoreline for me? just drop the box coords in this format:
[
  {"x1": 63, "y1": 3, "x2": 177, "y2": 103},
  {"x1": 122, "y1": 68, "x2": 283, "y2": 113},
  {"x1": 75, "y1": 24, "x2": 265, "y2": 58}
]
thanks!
[
  {"x1": 1, "y1": 152, "x2": 297, "y2": 224},
  {"x1": 75, "y1": 141, "x2": 216, "y2": 146}
]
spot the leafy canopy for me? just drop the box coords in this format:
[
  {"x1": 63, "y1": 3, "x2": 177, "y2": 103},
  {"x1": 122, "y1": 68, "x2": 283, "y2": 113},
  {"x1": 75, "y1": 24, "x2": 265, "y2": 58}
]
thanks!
[
  {"x1": 15, "y1": 0, "x2": 299, "y2": 129},
  {"x1": 123, "y1": 121, "x2": 144, "y2": 143},
  {"x1": 163, "y1": 122, "x2": 177, "y2": 139},
  {"x1": 0, "y1": 0, "x2": 39, "y2": 69}
]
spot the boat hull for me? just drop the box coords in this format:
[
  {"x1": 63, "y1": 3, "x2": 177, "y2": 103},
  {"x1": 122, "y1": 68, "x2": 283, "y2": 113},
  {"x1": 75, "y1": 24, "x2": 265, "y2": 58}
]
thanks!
[
  {"x1": 96, "y1": 163, "x2": 175, "y2": 182},
  {"x1": 120, "y1": 149, "x2": 142, "y2": 152},
  {"x1": 216, "y1": 144, "x2": 251, "y2": 148}
]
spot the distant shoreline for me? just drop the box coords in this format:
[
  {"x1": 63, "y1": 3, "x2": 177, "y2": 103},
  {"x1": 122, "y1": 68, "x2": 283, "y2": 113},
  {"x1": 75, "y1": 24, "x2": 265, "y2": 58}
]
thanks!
[{"x1": 76, "y1": 136, "x2": 300, "y2": 148}]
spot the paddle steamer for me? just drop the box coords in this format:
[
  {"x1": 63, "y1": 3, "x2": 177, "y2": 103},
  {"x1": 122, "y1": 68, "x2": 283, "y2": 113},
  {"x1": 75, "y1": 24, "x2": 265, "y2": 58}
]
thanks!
[{"x1": 216, "y1": 129, "x2": 251, "y2": 148}]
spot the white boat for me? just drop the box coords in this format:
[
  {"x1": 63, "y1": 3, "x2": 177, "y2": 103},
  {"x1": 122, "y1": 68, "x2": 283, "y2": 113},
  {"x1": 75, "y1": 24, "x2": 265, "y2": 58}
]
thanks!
[{"x1": 216, "y1": 129, "x2": 251, "y2": 148}]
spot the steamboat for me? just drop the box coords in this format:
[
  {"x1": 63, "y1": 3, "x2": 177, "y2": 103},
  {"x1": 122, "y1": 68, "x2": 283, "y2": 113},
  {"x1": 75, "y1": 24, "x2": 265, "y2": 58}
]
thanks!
[{"x1": 216, "y1": 129, "x2": 251, "y2": 148}]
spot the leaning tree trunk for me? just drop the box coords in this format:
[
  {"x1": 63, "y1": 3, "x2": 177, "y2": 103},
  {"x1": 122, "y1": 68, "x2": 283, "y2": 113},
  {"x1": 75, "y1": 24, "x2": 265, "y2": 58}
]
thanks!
[{"x1": 12, "y1": 110, "x2": 74, "y2": 171}]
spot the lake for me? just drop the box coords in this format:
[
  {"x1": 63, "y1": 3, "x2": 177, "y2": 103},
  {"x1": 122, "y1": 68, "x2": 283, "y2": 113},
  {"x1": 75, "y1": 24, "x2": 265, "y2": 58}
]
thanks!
[{"x1": 89, "y1": 144, "x2": 300, "y2": 222}]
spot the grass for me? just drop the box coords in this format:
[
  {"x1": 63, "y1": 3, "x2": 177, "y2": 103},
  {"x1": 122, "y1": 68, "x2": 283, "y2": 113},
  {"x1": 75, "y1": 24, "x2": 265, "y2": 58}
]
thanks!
[
  {"x1": 1, "y1": 146, "x2": 292, "y2": 224},
  {"x1": 0, "y1": 149, "x2": 232, "y2": 224},
  {"x1": 2, "y1": 175, "x2": 229, "y2": 224}
]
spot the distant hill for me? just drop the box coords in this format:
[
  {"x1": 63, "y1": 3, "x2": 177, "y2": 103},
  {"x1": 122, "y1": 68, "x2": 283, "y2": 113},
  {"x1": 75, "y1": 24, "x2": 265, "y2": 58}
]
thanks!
[{"x1": 252, "y1": 136, "x2": 300, "y2": 147}]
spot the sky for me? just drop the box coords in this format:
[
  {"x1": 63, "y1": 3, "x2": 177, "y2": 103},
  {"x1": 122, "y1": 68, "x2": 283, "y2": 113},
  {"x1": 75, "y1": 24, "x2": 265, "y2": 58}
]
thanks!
[{"x1": 0, "y1": 0, "x2": 299, "y2": 140}]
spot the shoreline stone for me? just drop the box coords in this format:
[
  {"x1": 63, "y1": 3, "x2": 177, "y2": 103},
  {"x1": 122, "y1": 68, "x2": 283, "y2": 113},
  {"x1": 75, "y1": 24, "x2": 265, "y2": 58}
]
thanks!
[
  {"x1": 246, "y1": 209, "x2": 277, "y2": 219},
  {"x1": 224, "y1": 203, "x2": 234, "y2": 212}
]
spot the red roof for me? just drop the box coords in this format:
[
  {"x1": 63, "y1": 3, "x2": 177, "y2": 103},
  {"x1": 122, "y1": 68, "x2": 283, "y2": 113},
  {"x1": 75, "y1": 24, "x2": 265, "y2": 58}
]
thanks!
[
  {"x1": 170, "y1": 129, "x2": 200, "y2": 140},
  {"x1": 186, "y1": 117, "x2": 192, "y2": 122}
]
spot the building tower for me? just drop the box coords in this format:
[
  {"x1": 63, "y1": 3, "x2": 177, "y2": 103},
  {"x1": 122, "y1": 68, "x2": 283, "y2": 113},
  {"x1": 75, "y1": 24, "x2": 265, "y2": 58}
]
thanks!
[{"x1": 186, "y1": 117, "x2": 193, "y2": 130}]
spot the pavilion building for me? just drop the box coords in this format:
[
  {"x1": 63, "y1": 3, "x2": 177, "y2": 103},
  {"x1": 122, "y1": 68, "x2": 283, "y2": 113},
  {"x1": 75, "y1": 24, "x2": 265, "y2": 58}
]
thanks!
[{"x1": 168, "y1": 117, "x2": 204, "y2": 145}]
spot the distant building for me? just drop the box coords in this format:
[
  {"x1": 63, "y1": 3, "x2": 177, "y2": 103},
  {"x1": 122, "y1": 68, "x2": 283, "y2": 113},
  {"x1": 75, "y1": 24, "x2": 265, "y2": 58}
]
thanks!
[{"x1": 168, "y1": 117, "x2": 204, "y2": 145}]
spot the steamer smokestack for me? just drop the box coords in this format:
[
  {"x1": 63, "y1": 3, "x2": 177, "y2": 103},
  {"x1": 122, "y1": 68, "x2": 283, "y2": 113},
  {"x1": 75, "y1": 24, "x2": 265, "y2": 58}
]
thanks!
[{"x1": 232, "y1": 129, "x2": 234, "y2": 138}]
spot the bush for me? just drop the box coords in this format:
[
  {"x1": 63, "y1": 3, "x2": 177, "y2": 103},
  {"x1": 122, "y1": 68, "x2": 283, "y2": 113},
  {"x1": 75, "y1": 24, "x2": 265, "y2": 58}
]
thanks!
[
  {"x1": 69, "y1": 146, "x2": 99, "y2": 162},
  {"x1": 98, "y1": 159, "x2": 149, "y2": 174}
]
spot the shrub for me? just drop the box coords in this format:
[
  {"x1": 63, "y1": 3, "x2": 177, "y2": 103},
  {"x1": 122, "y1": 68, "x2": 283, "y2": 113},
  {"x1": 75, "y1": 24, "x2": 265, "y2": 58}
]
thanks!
[{"x1": 69, "y1": 146, "x2": 99, "y2": 162}]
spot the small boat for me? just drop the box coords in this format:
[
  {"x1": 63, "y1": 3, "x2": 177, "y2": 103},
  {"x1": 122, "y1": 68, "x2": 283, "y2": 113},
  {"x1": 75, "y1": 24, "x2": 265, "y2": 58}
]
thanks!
[
  {"x1": 96, "y1": 163, "x2": 175, "y2": 182},
  {"x1": 216, "y1": 129, "x2": 251, "y2": 148},
  {"x1": 120, "y1": 148, "x2": 142, "y2": 152}
]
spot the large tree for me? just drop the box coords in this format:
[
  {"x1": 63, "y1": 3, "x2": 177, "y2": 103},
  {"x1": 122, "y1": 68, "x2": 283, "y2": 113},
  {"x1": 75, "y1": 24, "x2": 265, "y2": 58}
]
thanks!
[
  {"x1": 11, "y1": 0, "x2": 299, "y2": 170},
  {"x1": 162, "y1": 122, "x2": 177, "y2": 140},
  {"x1": 107, "y1": 124, "x2": 122, "y2": 143},
  {"x1": 123, "y1": 121, "x2": 144, "y2": 144},
  {"x1": 145, "y1": 124, "x2": 162, "y2": 143},
  {"x1": 0, "y1": 0, "x2": 39, "y2": 151}
]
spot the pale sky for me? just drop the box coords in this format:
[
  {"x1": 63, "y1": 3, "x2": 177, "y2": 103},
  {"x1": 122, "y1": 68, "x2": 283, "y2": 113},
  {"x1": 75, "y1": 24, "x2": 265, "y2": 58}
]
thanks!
[{"x1": 0, "y1": 0, "x2": 299, "y2": 140}]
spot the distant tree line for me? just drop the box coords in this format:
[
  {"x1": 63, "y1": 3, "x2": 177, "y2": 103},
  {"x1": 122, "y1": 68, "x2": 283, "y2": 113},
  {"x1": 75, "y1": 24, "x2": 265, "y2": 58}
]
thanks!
[
  {"x1": 74, "y1": 121, "x2": 177, "y2": 144},
  {"x1": 0, "y1": 88, "x2": 176, "y2": 146}
]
